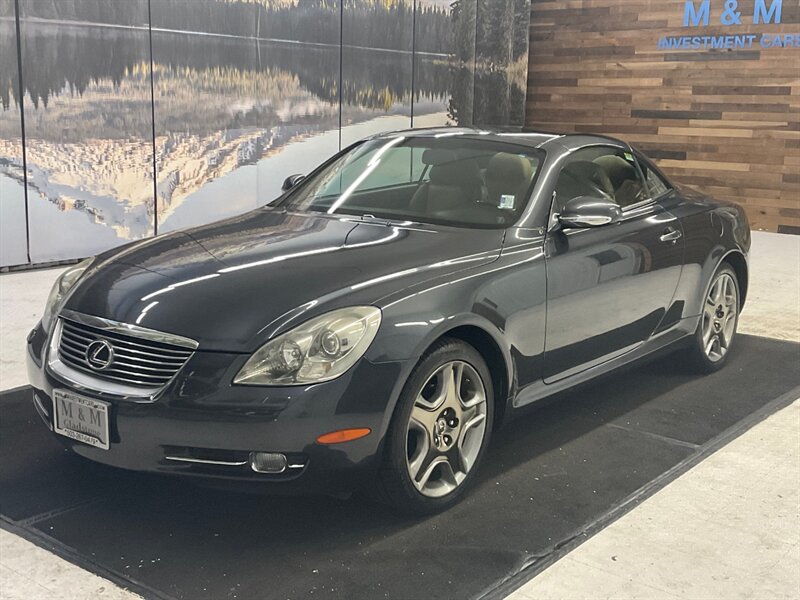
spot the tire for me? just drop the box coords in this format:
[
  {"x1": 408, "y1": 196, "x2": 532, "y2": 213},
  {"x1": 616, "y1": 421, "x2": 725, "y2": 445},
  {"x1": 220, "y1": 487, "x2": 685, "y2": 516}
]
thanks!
[
  {"x1": 682, "y1": 263, "x2": 740, "y2": 374},
  {"x1": 373, "y1": 338, "x2": 494, "y2": 515}
]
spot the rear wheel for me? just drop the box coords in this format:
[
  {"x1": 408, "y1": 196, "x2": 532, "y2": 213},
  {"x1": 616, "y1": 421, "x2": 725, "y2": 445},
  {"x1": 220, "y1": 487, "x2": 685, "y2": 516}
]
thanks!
[
  {"x1": 374, "y1": 339, "x2": 493, "y2": 514},
  {"x1": 683, "y1": 263, "x2": 740, "y2": 373}
]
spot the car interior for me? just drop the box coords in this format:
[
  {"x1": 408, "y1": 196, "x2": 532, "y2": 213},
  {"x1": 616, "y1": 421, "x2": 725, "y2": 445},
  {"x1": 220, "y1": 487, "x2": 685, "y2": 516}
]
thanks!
[
  {"x1": 291, "y1": 142, "x2": 542, "y2": 228},
  {"x1": 288, "y1": 141, "x2": 657, "y2": 228},
  {"x1": 552, "y1": 150, "x2": 650, "y2": 214}
]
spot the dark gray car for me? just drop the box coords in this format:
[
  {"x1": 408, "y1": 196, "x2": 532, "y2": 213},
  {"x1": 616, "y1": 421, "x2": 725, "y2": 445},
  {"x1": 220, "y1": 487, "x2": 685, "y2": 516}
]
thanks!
[{"x1": 27, "y1": 128, "x2": 750, "y2": 513}]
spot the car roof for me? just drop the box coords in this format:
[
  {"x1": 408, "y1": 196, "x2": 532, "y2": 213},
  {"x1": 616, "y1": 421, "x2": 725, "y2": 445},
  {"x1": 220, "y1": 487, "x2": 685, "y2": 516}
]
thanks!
[{"x1": 368, "y1": 127, "x2": 630, "y2": 152}]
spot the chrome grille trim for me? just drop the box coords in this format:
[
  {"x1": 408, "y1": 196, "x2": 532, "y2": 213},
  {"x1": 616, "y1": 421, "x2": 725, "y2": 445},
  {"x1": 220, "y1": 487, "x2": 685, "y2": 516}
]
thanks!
[
  {"x1": 59, "y1": 330, "x2": 190, "y2": 358},
  {"x1": 58, "y1": 320, "x2": 192, "y2": 386},
  {"x1": 59, "y1": 309, "x2": 198, "y2": 349},
  {"x1": 47, "y1": 311, "x2": 198, "y2": 401}
]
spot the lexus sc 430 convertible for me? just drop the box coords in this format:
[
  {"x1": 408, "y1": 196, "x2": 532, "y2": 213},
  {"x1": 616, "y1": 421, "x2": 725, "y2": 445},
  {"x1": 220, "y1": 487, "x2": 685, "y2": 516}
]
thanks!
[{"x1": 27, "y1": 129, "x2": 750, "y2": 513}]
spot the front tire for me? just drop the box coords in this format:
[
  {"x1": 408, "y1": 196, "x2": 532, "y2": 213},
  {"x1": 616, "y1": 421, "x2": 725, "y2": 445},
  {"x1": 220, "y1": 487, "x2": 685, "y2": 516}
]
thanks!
[
  {"x1": 374, "y1": 338, "x2": 494, "y2": 515},
  {"x1": 683, "y1": 263, "x2": 740, "y2": 374}
]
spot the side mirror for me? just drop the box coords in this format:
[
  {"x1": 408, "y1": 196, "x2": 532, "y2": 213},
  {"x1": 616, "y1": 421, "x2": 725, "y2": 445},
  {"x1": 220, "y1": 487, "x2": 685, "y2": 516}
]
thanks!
[
  {"x1": 558, "y1": 196, "x2": 621, "y2": 229},
  {"x1": 281, "y1": 174, "x2": 305, "y2": 192}
]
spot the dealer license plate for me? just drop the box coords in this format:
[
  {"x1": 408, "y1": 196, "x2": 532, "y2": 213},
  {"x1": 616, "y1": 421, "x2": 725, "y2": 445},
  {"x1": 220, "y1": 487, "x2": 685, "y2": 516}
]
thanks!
[{"x1": 53, "y1": 389, "x2": 110, "y2": 450}]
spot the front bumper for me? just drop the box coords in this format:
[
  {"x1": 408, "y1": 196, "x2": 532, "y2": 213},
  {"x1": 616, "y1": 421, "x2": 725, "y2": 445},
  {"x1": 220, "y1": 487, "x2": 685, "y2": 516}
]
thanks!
[{"x1": 26, "y1": 321, "x2": 408, "y2": 494}]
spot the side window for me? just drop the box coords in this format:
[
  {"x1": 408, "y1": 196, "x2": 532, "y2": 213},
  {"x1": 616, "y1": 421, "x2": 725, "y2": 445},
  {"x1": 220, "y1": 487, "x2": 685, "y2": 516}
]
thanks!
[
  {"x1": 553, "y1": 146, "x2": 649, "y2": 213},
  {"x1": 636, "y1": 154, "x2": 671, "y2": 198}
]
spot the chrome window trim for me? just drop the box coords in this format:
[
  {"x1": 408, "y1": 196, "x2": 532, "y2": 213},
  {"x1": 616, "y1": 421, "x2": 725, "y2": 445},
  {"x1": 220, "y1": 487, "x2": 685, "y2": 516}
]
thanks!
[
  {"x1": 652, "y1": 189, "x2": 672, "y2": 201},
  {"x1": 59, "y1": 309, "x2": 199, "y2": 350},
  {"x1": 620, "y1": 197, "x2": 657, "y2": 215}
]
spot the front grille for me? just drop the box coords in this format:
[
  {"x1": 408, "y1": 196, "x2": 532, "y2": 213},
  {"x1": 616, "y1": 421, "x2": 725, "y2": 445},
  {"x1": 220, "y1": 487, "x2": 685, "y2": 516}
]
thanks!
[{"x1": 57, "y1": 318, "x2": 194, "y2": 390}]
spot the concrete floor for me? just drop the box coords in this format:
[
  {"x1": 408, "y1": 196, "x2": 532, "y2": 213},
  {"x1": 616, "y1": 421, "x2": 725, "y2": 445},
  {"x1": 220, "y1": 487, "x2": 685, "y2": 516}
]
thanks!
[
  {"x1": 735, "y1": 232, "x2": 800, "y2": 343},
  {"x1": 508, "y1": 399, "x2": 800, "y2": 600},
  {"x1": 0, "y1": 530, "x2": 140, "y2": 600},
  {"x1": 509, "y1": 231, "x2": 800, "y2": 599},
  {"x1": 0, "y1": 231, "x2": 798, "y2": 599},
  {"x1": 0, "y1": 267, "x2": 70, "y2": 391}
]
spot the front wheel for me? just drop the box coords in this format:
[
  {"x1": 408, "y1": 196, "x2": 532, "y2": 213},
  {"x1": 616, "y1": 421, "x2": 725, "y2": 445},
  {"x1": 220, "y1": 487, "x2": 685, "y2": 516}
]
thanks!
[
  {"x1": 373, "y1": 339, "x2": 493, "y2": 514},
  {"x1": 683, "y1": 263, "x2": 740, "y2": 373}
]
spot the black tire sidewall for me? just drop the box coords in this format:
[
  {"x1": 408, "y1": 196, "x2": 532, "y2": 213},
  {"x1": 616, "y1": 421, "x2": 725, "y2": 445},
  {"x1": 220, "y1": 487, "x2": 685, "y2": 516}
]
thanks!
[{"x1": 382, "y1": 339, "x2": 494, "y2": 514}]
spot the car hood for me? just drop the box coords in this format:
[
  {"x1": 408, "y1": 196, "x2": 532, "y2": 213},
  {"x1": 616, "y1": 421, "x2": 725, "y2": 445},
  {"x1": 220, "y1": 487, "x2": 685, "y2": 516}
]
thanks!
[{"x1": 66, "y1": 209, "x2": 504, "y2": 352}]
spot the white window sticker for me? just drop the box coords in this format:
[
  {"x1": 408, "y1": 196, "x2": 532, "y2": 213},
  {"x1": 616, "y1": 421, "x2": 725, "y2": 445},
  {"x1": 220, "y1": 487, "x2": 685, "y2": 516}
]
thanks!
[{"x1": 499, "y1": 194, "x2": 516, "y2": 210}]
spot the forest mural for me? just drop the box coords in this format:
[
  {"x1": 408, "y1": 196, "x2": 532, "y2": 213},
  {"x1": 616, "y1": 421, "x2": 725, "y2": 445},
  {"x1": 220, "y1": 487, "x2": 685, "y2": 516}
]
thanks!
[{"x1": 0, "y1": 0, "x2": 531, "y2": 267}]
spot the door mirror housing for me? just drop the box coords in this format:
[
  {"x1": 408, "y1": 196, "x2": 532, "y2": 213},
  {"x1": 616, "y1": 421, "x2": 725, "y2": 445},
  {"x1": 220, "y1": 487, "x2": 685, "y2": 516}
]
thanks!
[
  {"x1": 558, "y1": 196, "x2": 622, "y2": 229},
  {"x1": 281, "y1": 174, "x2": 305, "y2": 192}
]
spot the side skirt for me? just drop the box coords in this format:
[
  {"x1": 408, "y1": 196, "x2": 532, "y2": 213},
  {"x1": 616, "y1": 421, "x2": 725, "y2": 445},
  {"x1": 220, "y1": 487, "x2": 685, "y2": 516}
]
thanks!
[{"x1": 511, "y1": 317, "x2": 699, "y2": 410}]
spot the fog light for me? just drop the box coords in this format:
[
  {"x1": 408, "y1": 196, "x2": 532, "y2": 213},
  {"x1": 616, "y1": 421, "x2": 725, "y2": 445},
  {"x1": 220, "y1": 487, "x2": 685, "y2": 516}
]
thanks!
[{"x1": 249, "y1": 452, "x2": 287, "y2": 474}]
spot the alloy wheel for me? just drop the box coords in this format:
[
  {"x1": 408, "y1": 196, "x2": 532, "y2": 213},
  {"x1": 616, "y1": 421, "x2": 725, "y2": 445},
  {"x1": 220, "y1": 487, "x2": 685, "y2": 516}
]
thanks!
[
  {"x1": 701, "y1": 272, "x2": 737, "y2": 362},
  {"x1": 405, "y1": 360, "x2": 488, "y2": 498}
]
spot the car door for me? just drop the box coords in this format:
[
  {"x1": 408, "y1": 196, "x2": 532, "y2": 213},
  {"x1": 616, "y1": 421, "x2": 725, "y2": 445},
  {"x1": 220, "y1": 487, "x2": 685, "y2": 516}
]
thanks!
[{"x1": 542, "y1": 145, "x2": 684, "y2": 383}]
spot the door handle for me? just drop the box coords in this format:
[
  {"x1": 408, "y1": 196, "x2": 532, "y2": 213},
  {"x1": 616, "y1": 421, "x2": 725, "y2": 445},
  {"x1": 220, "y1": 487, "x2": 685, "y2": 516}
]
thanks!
[{"x1": 660, "y1": 227, "x2": 682, "y2": 243}]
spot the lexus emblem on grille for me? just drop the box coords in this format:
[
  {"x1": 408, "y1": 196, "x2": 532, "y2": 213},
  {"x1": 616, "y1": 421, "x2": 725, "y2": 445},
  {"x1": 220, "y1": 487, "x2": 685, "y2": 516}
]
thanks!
[{"x1": 85, "y1": 339, "x2": 115, "y2": 371}]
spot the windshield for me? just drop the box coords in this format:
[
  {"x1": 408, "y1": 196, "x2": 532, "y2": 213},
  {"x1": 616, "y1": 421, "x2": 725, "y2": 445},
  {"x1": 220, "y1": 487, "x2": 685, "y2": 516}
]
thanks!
[{"x1": 278, "y1": 136, "x2": 544, "y2": 229}]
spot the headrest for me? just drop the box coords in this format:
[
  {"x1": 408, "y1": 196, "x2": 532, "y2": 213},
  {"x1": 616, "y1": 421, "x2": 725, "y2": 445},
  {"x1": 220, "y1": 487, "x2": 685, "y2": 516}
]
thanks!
[
  {"x1": 593, "y1": 155, "x2": 637, "y2": 189},
  {"x1": 422, "y1": 148, "x2": 457, "y2": 166},
  {"x1": 562, "y1": 161, "x2": 614, "y2": 197},
  {"x1": 430, "y1": 162, "x2": 467, "y2": 186},
  {"x1": 428, "y1": 158, "x2": 482, "y2": 188},
  {"x1": 486, "y1": 153, "x2": 533, "y2": 184}
]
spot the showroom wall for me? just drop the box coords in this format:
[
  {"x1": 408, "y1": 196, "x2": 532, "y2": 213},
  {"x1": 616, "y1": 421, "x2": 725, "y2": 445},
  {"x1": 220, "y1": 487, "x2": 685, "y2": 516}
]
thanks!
[
  {"x1": 0, "y1": 0, "x2": 531, "y2": 268},
  {"x1": 526, "y1": 0, "x2": 800, "y2": 233}
]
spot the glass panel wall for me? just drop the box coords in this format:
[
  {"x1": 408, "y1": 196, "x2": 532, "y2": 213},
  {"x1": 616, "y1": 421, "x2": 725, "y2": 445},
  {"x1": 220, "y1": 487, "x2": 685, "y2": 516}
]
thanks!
[
  {"x1": 17, "y1": 0, "x2": 155, "y2": 263},
  {"x1": 253, "y1": 1, "x2": 341, "y2": 206},
  {"x1": 2, "y1": 0, "x2": 530, "y2": 268},
  {"x1": 474, "y1": 0, "x2": 530, "y2": 127},
  {"x1": 151, "y1": 0, "x2": 342, "y2": 231},
  {"x1": 0, "y1": 3, "x2": 29, "y2": 267},
  {"x1": 340, "y1": 0, "x2": 414, "y2": 148},
  {"x1": 414, "y1": 0, "x2": 476, "y2": 129}
]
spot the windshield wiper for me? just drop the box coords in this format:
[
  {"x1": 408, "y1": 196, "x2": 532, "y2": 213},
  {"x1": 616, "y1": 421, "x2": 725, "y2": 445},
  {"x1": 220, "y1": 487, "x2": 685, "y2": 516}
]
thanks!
[{"x1": 359, "y1": 215, "x2": 423, "y2": 228}]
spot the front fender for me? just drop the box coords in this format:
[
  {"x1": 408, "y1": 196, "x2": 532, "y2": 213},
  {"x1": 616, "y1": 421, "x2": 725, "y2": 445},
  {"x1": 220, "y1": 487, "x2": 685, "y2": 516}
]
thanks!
[
  {"x1": 367, "y1": 243, "x2": 548, "y2": 433},
  {"x1": 368, "y1": 309, "x2": 518, "y2": 442}
]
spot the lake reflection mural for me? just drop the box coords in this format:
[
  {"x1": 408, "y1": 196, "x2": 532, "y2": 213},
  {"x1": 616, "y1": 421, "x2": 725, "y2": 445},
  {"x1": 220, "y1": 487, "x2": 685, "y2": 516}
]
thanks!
[
  {"x1": 0, "y1": 0, "x2": 530, "y2": 267},
  {"x1": 0, "y1": 14, "x2": 28, "y2": 267}
]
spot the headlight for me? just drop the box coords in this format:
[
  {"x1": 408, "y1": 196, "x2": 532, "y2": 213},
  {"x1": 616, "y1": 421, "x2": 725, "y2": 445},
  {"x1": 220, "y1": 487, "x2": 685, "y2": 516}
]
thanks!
[
  {"x1": 42, "y1": 258, "x2": 94, "y2": 332},
  {"x1": 234, "y1": 306, "x2": 381, "y2": 386}
]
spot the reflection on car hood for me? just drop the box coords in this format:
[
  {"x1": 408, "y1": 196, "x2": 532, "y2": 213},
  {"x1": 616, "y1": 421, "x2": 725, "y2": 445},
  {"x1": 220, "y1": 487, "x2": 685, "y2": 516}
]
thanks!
[{"x1": 66, "y1": 209, "x2": 504, "y2": 352}]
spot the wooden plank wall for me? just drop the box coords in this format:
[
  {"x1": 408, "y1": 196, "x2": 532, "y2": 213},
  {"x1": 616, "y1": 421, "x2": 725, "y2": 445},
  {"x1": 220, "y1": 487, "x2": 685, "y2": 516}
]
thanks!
[{"x1": 525, "y1": 0, "x2": 800, "y2": 233}]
